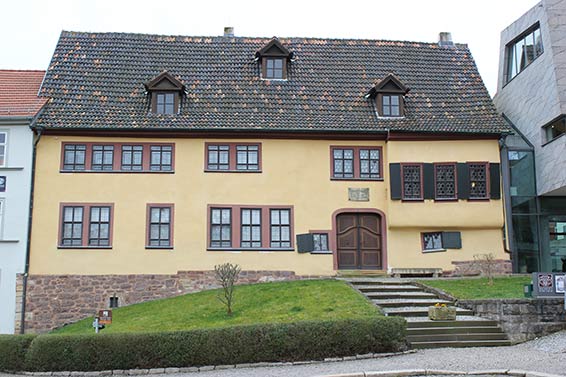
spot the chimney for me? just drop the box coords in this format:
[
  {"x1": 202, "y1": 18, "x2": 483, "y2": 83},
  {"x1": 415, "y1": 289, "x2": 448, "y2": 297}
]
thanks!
[
  {"x1": 438, "y1": 32, "x2": 454, "y2": 47},
  {"x1": 224, "y1": 27, "x2": 234, "y2": 37}
]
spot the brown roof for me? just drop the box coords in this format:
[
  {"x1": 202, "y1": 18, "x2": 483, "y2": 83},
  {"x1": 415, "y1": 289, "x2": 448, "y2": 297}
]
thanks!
[{"x1": 0, "y1": 70, "x2": 48, "y2": 117}]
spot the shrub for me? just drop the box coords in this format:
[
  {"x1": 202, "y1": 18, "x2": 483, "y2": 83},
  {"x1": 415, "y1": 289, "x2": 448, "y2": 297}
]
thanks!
[
  {"x1": 214, "y1": 262, "x2": 241, "y2": 316},
  {"x1": 24, "y1": 317, "x2": 406, "y2": 371},
  {"x1": 0, "y1": 334, "x2": 36, "y2": 371}
]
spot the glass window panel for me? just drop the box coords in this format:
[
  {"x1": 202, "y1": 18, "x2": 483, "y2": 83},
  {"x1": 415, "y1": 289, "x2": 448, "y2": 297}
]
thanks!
[
  {"x1": 151, "y1": 151, "x2": 160, "y2": 165},
  {"x1": 222, "y1": 209, "x2": 231, "y2": 223},
  {"x1": 90, "y1": 225, "x2": 99, "y2": 239},
  {"x1": 63, "y1": 224, "x2": 73, "y2": 238},
  {"x1": 73, "y1": 224, "x2": 82, "y2": 236},
  {"x1": 281, "y1": 227, "x2": 290, "y2": 241},
  {"x1": 272, "y1": 227, "x2": 280, "y2": 241},
  {"x1": 150, "y1": 225, "x2": 159, "y2": 239},
  {"x1": 334, "y1": 160, "x2": 343, "y2": 173},
  {"x1": 160, "y1": 225, "x2": 170, "y2": 239},
  {"x1": 237, "y1": 151, "x2": 247, "y2": 164},
  {"x1": 99, "y1": 225, "x2": 109, "y2": 239},
  {"x1": 271, "y1": 210, "x2": 279, "y2": 225},
  {"x1": 391, "y1": 96, "x2": 399, "y2": 105},
  {"x1": 64, "y1": 150, "x2": 75, "y2": 164},
  {"x1": 344, "y1": 160, "x2": 353, "y2": 173},
  {"x1": 383, "y1": 106, "x2": 391, "y2": 116},
  {"x1": 221, "y1": 226, "x2": 230, "y2": 240},
  {"x1": 64, "y1": 208, "x2": 74, "y2": 221},
  {"x1": 208, "y1": 151, "x2": 218, "y2": 164},
  {"x1": 252, "y1": 226, "x2": 261, "y2": 240},
  {"x1": 333, "y1": 149, "x2": 343, "y2": 159},
  {"x1": 360, "y1": 160, "x2": 369, "y2": 173},
  {"x1": 93, "y1": 152, "x2": 103, "y2": 165},
  {"x1": 360, "y1": 149, "x2": 369, "y2": 159},
  {"x1": 274, "y1": 59, "x2": 283, "y2": 69},
  {"x1": 383, "y1": 96, "x2": 390, "y2": 106},
  {"x1": 162, "y1": 152, "x2": 171, "y2": 165},
  {"x1": 219, "y1": 151, "x2": 229, "y2": 164},
  {"x1": 370, "y1": 160, "x2": 379, "y2": 173},
  {"x1": 370, "y1": 150, "x2": 379, "y2": 159},
  {"x1": 90, "y1": 207, "x2": 100, "y2": 221},
  {"x1": 211, "y1": 225, "x2": 221, "y2": 240},
  {"x1": 320, "y1": 234, "x2": 328, "y2": 250},
  {"x1": 251, "y1": 210, "x2": 261, "y2": 224},
  {"x1": 74, "y1": 208, "x2": 83, "y2": 221},
  {"x1": 242, "y1": 227, "x2": 251, "y2": 241},
  {"x1": 391, "y1": 105, "x2": 400, "y2": 116},
  {"x1": 242, "y1": 210, "x2": 250, "y2": 224},
  {"x1": 161, "y1": 208, "x2": 170, "y2": 222},
  {"x1": 343, "y1": 149, "x2": 353, "y2": 159},
  {"x1": 280, "y1": 210, "x2": 289, "y2": 225},
  {"x1": 515, "y1": 38, "x2": 526, "y2": 70},
  {"x1": 248, "y1": 152, "x2": 258, "y2": 164},
  {"x1": 151, "y1": 208, "x2": 160, "y2": 222},
  {"x1": 212, "y1": 209, "x2": 221, "y2": 224},
  {"x1": 0, "y1": 134, "x2": 5, "y2": 143}
]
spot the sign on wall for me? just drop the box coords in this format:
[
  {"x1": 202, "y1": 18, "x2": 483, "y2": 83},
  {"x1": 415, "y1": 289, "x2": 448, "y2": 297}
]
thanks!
[
  {"x1": 0, "y1": 176, "x2": 5, "y2": 192},
  {"x1": 532, "y1": 272, "x2": 566, "y2": 297}
]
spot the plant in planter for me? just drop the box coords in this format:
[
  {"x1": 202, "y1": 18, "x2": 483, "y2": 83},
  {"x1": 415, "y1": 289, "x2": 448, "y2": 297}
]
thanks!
[{"x1": 428, "y1": 303, "x2": 456, "y2": 321}]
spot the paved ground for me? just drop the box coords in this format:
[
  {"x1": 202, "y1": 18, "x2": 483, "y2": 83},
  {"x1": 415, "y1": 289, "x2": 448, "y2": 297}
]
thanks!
[{"x1": 2, "y1": 331, "x2": 565, "y2": 377}]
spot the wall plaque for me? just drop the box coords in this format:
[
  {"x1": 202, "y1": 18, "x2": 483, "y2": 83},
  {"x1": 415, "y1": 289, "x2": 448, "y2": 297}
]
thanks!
[
  {"x1": 0, "y1": 176, "x2": 5, "y2": 192},
  {"x1": 532, "y1": 272, "x2": 566, "y2": 297},
  {"x1": 348, "y1": 188, "x2": 369, "y2": 202}
]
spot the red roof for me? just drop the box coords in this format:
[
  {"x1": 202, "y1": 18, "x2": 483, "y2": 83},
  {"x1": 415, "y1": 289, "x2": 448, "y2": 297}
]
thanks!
[{"x1": 0, "y1": 70, "x2": 48, "y2": 117}]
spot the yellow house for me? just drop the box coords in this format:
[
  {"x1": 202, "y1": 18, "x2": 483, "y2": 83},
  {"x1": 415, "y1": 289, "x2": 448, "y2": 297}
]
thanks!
[{"x1": 21, "y1": 31, "x2": 511, "y2": 333}]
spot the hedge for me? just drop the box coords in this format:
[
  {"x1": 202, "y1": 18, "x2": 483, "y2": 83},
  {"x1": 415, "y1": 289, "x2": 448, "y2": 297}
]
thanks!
[
  {"x1": 22, "y1": 317, "x2": 406, "y2": 372},
  {"x1": 0, "y1": 334, "x2": 36, "y2": 371}
]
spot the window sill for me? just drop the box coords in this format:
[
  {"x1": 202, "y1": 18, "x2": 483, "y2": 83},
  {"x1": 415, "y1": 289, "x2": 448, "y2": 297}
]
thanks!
[
  {"x1": 58, "y1": 246, "x2": 112, "y2": 250},
  {"x1": 60, "y1": 170, "x2": 175, "y2": 174},
  {"x1": 401, "y1": 198, "x2": 424, "y2": 202},
  {"x1": 208, "y1": 248, "x2": 295, "y2": 252},
  {"x1": 204, "y1": 169, "x2": 262, "y2": 174},
  {"x1": 145, "y1": 246, "x2": 174, "y2": 250},
  {"x1": 422, "y1": 248, "x2": 446, "y2": 253},
  {"x1": 0, "y1": 239, "x2": 19, "y2": 243},
  {"x1": 0, "y1": 167, "x2": 24, "y2": 171},
  {"x1": 331, "y1": 178, "x2": 383, "y2": 182},
  {"x1": 434, "y1": 198, "x2": 458, "y2": 202},
  {"x1": 542, "y1": 132, "x2": 565, "y2": 147},
  {"x1": 468, "y1": 198, "x2": 490, "y2": 202},
  {"x1": 310, "y1": 250, "x2": 333, "y2": 255}
]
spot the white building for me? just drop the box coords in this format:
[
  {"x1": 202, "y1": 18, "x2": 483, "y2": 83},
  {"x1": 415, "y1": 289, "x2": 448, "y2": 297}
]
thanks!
[
  {"x1": 0, "y1": 70, "x2": 46, "y2": 333},
  {"x1": 494, "y1": 0, "x2": 566, "y2": 273}
]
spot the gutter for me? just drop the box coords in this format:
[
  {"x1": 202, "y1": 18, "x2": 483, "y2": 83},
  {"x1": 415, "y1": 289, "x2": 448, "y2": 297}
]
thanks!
[{"x1": 19, "y1": 123, "x2": 44, "y2": 334}]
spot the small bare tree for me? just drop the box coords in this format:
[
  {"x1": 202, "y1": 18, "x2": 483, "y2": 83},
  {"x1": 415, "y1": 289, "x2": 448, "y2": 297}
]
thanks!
[
  {"x1": 473, "y1": 253, "x2": 496, "y2": 285},
  {"x1": 214, "y1": 262, "x2": 241, "y2": 316}
]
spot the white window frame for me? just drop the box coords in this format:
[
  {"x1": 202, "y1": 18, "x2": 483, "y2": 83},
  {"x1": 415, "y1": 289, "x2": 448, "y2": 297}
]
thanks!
[
  {"x1": 0, "y1": 198, "x2": 5, "y2": 239},
  {"x1": 0, "y1": 131, "x2": 7, "y2": 167}
]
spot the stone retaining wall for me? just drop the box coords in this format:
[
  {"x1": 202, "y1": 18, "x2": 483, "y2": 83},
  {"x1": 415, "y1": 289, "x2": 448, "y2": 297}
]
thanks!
[
  {"x1": 17, "y1": 270, "x2": 322, "y2": 334},
  {"x1": 449, "y1": 259, "x2": 512, "y2": 276},
  {"x1": 459, "y1": 298, "x2": 566, "y2": 342}
]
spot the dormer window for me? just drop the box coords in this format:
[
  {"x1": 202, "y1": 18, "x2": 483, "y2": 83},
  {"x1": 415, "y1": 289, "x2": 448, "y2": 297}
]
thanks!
[
  {"x1": 145, "y1": 71, "x2": 185, "y2": 115},
  {"x1": 366, "y1": 73, "x2": 409, "y2": 118},
  {"x1": 256, "y1": 38, "x2": 292, "y2": 81}
]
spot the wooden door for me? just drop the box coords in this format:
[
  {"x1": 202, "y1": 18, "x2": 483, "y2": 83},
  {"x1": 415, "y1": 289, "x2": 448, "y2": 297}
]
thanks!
[{"x1": 337, "y1": 213, "x2": 382, "y2": 270}]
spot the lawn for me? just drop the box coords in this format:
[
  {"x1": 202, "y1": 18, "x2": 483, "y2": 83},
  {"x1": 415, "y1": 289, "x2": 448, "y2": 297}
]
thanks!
[
  {"x1": 52, "y1": 279, "x2": 380, "y2": 334},
  {"x1": 420, "y1": 275, "x2": 532, "y2": 299}
]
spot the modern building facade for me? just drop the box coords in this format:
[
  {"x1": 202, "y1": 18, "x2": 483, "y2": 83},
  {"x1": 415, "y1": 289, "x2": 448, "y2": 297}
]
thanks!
[
  {"x1": 494, "y1": 0, "x2": 566, "y2": 273},
  {"x1": 21, "y1": 30, "x2": 511, "y2": 333},
  {"x1": 0, "y1": 70, "x2": 46, "y2": 334}
]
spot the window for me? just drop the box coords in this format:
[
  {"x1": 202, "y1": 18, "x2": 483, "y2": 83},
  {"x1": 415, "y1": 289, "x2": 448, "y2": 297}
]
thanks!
[
  {"x1": 313, "y1": 233, "x2": 329, "y2": 251},
  {"x1": 63, "y1": 144, "x2": 86, "y2": 171},
  {"x1": 210, "y1": 208, "x2": 231, "y2": 247},
  {"x1": 402, "y1": 164, "x2": 423, "y2": 200},
  {"x1": 270, "y1": 209, "x2": 291, "y2": 248},
  {"x1": 543, "y1": 116, "x2": 566, "y2": 143},
  {"x1": 241, "y1": 209, "x2": 261, "y2": 248},
  {"x1": 506, "y1": 24, "x2": 543, "y2": 82},
  {"x1": 0, "y1": 199, "x2": 5, "y2": 238},
  {"x1": 208, "y1": 205, "x2": 293, "y2": 250},
  {"x1": 205, "y1": 143, "x2": 261, "y2": 172},
  {"x1": 150, "y1": 146, "x2": 173, "y2": 171},
  {"x1": 331, "y1": 146, "x2": 382, "y2": 180},
  {"x1": 382, "y1": 95, "x2": 401, "y2": 117},
  {"x1": 59, "y1": 204, "x2": 113, "y2": 248},
  {"x1": 92, "y1": 145, "x2": 114, "y2": 171},
  {"x1": 265, "y1": 58, "x2": 284, "y2": 79},
  {"x1": 61, "y1": 143, "x2": 174, "y2": 172},
  {"x1": 121, "y1": 145, "x2": 143, "y2": 171},
  {"x1": 468, "y1": 163, "x2": 488, "y2": 199},
  {"x1": 422, "y1": 232, "x2": 443, "y2": 251},
  {"x1": 434, "y1": 163, "x2": 457, "y2": 200},
  {"x1": 0, "y1": 132, "x2": 7, "y2": 167},
  {"x1": 147, "y1": 205, "x2": 173, "y2": 248},
  {"x1": 155, "y1": 93, "x2": 176, "y2": 114}
]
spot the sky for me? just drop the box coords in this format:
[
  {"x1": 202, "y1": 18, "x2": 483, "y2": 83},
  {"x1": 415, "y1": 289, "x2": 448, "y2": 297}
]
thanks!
[{"x1": 0, "y1": 0, "x2": 540, "y2": 96}]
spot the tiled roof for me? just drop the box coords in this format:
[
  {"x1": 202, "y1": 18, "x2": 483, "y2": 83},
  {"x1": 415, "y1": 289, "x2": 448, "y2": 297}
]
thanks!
[
  {"x1": 0, "y1": 70, "x2": 48, "y2": 117},
  {"x1": 37, "y1": 31, "x2": 510, "y2": 134}
]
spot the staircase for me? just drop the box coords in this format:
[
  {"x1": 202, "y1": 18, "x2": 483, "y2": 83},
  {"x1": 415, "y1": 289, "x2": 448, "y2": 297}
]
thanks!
[{"x1": 347, "y1": 278, "x2": 511, "y2": 349}]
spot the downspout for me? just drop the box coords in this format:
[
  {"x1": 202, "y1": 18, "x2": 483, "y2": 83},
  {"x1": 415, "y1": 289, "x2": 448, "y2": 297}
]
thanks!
[{"x1": 20, "y1": 125, "x2": 44, "y2": 334}]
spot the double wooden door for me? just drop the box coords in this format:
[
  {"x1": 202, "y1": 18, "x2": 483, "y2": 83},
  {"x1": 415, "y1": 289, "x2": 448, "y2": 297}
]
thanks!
[{"x1": 337, "y1": 213, "x2": 382, "y2": 270}]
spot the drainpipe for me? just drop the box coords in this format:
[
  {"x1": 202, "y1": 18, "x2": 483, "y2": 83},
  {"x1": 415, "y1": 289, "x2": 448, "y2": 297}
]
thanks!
[{"x1": 20, "y1": 125, "x2": 44, "y2": 334}]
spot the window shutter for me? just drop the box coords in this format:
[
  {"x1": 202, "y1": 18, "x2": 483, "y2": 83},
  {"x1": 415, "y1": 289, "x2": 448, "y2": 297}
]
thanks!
[
  {"x1": 490, "y1": 163, "x2": 501, "y2": 199},
  {"x1": 442, "y1": 231, "x2": 462, "y2": 249},
  {"x1": 423, "y1": 163, "x2": 434, "y2": 200},
  {"x1": 296, "y1": 233, "x2": 314, "y2": 253},
  {"x1": 389, "y1": 163, "x2": 402, "y2": 200},
  {"x1": 457, "y1": 163, "x2": 469, "y2": 200}
]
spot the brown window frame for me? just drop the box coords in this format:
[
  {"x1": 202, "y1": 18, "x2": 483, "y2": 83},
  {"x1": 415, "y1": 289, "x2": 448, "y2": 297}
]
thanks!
[
  {"x1": 401, "y1": 163, "x2": 424, "y2": 201},
  {"x1": 261, "y1": 57, "x2": 287, "y2": 80},
  {"x1": 207, "y1": 204, "x2": 294, "y2": 251},
  {"x1": 311, "y1": 231, "x2": 330, "y2": 253},
  {"x1": 270, "y1": 208, "x2": 292, "y2": 248},
  {"x1": 58, "y1": 203, "x2": 114, "y2": 249},
  {"x1": 330, "y1": 146, "x2": 383, "y2": 181},
  {"x1": 121, "y1": 145, "x2": 144, "y2": 171},
  {"x1": 467, "y1": 162, "x2": 490, "y2": 200},
  {"x1": 62, "y1": 144, "x2": 87, "y2": 171},
  {"x1": 91, "y1": 145, "x2": 115, "y2": 171},
  {"x1": 146, "y1": 204, "x2": 174, "y2": 249},
  {"x1": 60, "y1": 142, "x2": 175, "y2": 173},
  {"x1": 204, "y1": 143, "x2": 262, "y2": 173},
  {"x1": 210, "y1": 207, "x2": 232, "y2": 248},
  {"x1": 151, "y1": 91, "x2": 180, "y2": 115},
  {"x1": 434, "y1": 162, "x2": 458, "y2": 201},
  {"x1": 421, "y1": 232, "x2": 445, "y2": 252},
  {"x1": 376, "y1": 93, "x2": 404, "y2": 117}
]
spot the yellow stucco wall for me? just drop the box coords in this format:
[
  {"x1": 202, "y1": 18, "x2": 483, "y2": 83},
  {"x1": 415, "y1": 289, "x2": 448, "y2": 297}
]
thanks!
[{"x1": 29, "y1": 136, "x2": 508, "y2": 275}]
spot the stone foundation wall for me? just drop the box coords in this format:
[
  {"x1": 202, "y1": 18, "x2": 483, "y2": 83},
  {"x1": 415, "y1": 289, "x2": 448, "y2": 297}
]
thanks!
[
  {"x1": 19, "y1": 270, "x2": 322, "y2": 334},
  {"x1": 449, "y1": 259, "x2": 512, "y2": 277},
  {"x1": 459, "y1": 298, "x2": 566, "y2": 342}
]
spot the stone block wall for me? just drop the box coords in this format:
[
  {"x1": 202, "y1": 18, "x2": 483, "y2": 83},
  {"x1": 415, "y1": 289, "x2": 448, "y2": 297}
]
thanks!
[
  {"x1": 459, "y1": 298, "x2": 566, "y2": 342},
  {"x1": 449, "y1": 259, "x2": 512, "y2": 277},
  {"x1": 17, "y1": 270, "x2": 321, "y2": 334}
]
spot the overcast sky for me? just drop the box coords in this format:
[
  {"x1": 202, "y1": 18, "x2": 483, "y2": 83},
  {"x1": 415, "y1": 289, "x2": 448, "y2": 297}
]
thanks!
[{"x1": 0, "y1": 0, "x2": 540, "y2": 96}]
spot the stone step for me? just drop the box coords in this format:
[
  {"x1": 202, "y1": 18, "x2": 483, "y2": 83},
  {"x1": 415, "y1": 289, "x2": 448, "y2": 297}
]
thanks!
[
  {"x1": 410, "y1": 339, "x2": 512, "y2": 349},
  {"x1": 355, "y1": 284, "x2": 423, "y2": 291},
  {"x1": 345, "y1": 279, "x2": 411, "y2": 285},
  {"x1": 372, "y1": 299, "x2": 453, "y2": 308},
  {"x1": 384, "y1": 307, "x2": 473, "y2": 317},
  {"x1": 408, "y1": 333, "x2": 509, "y2": 342},
  {"x1": 366, "y1": 292, "x2": 437, "y2": 299},
  {"x1": 406, "y1": 320, "x2": 499, "y2": 328},
  {"x1": 407, "y1": 326, "x2": 505, "y2": 335}
]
